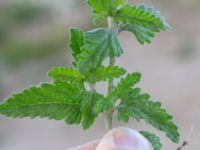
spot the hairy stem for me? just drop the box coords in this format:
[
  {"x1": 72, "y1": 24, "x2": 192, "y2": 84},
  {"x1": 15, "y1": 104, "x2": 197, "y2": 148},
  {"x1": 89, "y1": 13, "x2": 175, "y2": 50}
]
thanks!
[
  {"x1": 105, "y1": 16, "x2": 115, "y2": 131},
  {"x1": 108, "y1": 57, "x2": 115, "y2": 95}
]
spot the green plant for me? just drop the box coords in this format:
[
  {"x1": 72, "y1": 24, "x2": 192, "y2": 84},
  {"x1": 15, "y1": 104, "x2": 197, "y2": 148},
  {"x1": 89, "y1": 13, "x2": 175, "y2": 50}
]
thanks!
[{"x1": 0, "y1": 0, "x2": 180, "y2": 149}]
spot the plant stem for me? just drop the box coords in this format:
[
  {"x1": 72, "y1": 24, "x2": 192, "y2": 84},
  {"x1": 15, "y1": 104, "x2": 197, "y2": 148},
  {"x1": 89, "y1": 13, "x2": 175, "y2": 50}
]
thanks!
[
  {"x1": 105, "y1": 57, "x2": 115, "y2": 131},
  {"x1": 108, "y1": 57, "x2": 115, "y2": 95},
  {"x1": 105, "y1": 16, "x2": 115, "y2": 131}
]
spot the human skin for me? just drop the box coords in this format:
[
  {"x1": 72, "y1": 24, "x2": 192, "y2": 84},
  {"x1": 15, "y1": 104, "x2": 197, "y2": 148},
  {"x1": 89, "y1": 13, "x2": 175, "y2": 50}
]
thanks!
[{"x1": 67, "y1": 127, "x2": 153, "y2": 150}]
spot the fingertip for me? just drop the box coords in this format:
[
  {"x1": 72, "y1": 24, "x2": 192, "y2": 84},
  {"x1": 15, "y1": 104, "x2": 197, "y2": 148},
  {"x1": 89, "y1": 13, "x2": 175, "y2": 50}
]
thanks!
[
  {"x1": 96, "y1": 127, "x2": 153, "y2": 150},
  {"x1": 66, "y1": 140, "x2": 99, "y2": 150}
]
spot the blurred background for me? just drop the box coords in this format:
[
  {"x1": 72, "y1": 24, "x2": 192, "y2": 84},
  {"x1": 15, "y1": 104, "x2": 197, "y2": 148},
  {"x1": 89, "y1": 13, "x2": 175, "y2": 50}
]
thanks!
[{"x1": 0, "y1": 0, "x2": 200, "y2": 149}]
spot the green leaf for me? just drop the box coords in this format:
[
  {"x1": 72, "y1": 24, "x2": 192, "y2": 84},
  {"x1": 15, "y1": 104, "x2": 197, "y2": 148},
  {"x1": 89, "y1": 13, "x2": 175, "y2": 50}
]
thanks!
[
  {"x1": 140, "y1": 131, "x2": 162, "y2": 150},
  {"x1": 121, "y1": 24, "x2": 155, "y2": 44},
  {"x1": 81, "y1": 91, "x2": 104, "y2": 129},
  {"x1": 0, "y1": 66, "x2": 86, "y2": 125},
  {"x1": 0, "y1": 66, "x2": 106, "y2": 129},
  {"x1": 77, "y1": 28, "x2": 123, "y2": 73},
  {"x1": 115, "y1": 4, "x2": 170, "y2": 44},
  {"x1": 117, "y1": 88, "x2": 140, "y2": 122},
  {"x1": 87, "y1": 0, "x2": 125, "y2": 23},
  {"x1": 65, "y1": 105, "x2": 82, "y2": 124},
  {"x1": 0, "y1": 82, "x2": 83, "y2": 123},
  {"x1": 93, "y1": 96, "x2": 113, "y2": 114},
  {"x1": 117, "y1": 104, "x2": 129, "y2": 122},
  {"x1": 113, "y1": 73, "x2": 141, "y2": 98},
  {"x1": 118, "y1": 88, "x2": 180, "y2": 143},
  {"x1": 69, "y1": 28, "x2": 84, "y2": 66},
  {"x1": 94, "y1": 73, "x2": 141, "y2": 113},
  {"x1": 137, "y1": 3, "x2": 170, "y2": 29},
  {"x1": 48, "y1": 67, "x2": 83, "y2": 83},
  {"x1": 86, "y1": 66, "x2": 126, "y2": 83}
]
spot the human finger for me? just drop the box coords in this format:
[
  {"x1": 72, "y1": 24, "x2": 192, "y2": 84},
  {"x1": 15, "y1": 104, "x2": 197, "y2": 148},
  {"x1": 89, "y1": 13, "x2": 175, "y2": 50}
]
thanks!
[{"x1": 66, "y1": 140, "x2": 99, "y2": 150}]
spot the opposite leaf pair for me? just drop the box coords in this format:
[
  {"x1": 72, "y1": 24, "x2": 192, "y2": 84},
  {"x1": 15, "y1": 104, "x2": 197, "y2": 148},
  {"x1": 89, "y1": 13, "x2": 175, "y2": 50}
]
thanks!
[
  {"x1": 88, "y1": 0, "x2": 170, "y2": 44},
  {"x1": 70, "y1": 28, "x2": 123, "y2": 74}
]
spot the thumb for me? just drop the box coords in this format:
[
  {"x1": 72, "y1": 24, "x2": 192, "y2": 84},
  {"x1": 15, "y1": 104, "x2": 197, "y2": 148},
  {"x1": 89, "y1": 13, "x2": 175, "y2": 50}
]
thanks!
[
  {"x1": 96, "y1": 127, "x2": 153, "y2": 150},
  {"x1": 66, "y1": 140, "x2": 99, "y2": 150}
]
